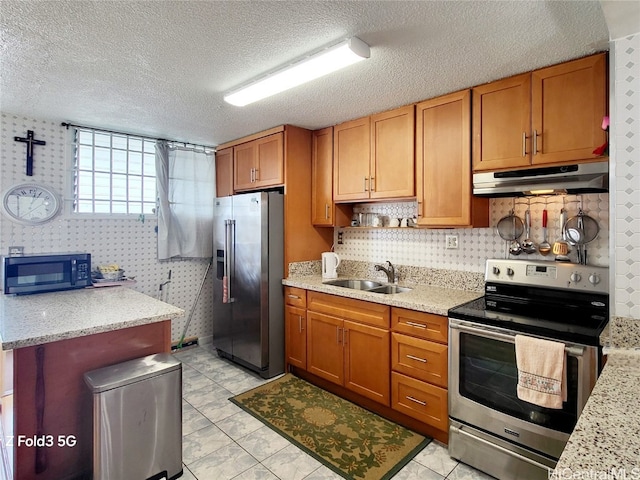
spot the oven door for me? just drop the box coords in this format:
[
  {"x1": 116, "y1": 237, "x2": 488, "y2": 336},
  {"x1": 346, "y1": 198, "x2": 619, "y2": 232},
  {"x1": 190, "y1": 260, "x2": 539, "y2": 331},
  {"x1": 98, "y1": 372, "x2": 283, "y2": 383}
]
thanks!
[{"x1": 448, "y1": 318, "x2": 598, "y2": 460}]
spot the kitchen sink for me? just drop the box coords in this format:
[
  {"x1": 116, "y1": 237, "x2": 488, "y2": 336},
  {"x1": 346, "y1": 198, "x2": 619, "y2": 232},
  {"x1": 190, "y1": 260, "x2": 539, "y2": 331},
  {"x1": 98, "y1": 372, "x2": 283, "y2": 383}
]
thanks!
[
  {"x1": 322, "y1": 279, "x2": 411, "y2": 295},
  {"x1": 367, "y1": 285, "x2": 412, "y2": 295},
  {"x1": 323, "y1": 279, "x2": 384, "y2": 290}
]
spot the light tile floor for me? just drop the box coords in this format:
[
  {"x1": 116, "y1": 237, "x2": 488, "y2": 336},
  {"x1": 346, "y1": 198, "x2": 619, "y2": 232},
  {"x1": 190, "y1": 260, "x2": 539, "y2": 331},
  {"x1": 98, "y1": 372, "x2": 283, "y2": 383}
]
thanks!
[{"x1": 173, "y1": 345, "x2": 495, "y2": 480}]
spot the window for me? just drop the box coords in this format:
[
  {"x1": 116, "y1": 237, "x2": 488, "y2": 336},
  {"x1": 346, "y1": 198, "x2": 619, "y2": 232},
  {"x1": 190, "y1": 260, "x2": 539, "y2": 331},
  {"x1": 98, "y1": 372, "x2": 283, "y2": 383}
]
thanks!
[{"x1": 72, "y1": 128, "x2": 157, "y2": 214}]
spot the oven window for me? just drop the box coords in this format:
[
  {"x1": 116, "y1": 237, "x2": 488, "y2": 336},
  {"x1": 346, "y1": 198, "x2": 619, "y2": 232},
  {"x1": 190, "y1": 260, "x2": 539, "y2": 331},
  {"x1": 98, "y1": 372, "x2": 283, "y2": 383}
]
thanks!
[{"x1": 459, "y1": 333, "x2": 578, "y2": 434}]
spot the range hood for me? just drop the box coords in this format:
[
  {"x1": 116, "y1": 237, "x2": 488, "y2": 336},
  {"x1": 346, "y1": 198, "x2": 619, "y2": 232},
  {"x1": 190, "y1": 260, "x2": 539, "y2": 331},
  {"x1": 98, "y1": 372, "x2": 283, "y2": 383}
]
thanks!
[{"x1": 473, "y1": 162, "x2": 608, "y2": 197}]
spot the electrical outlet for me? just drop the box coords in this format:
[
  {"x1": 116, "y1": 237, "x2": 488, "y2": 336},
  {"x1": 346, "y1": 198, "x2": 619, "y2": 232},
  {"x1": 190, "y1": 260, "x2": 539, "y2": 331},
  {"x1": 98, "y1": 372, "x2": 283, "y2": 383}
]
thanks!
[
  {"x1": 445, "y1": 235, "x2": 459, "y2": 250},
  {"x1": 337, "y1": 231, "x2": 344, "y2": 245}
]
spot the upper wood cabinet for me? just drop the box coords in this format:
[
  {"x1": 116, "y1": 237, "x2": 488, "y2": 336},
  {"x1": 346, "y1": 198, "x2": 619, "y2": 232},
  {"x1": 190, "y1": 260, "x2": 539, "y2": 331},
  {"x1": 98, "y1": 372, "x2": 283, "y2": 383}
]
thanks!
[
  {"x1": 333, "y1": 105, "x2": 415, "y2": 202},
  {"x1": 333, "y1": 117, "x2": 371, "y2": 201},
  {"x1": 216, "y1": 125, "x2": 333, "y2": 276},
  {"x1": 215, "y1": 147, "x2": 233, "y2": 197},
  {"x1": 531, "y1": 53, "x2": 607, "y2": 165},
  {"x1": 473, "y1": 53, "x2": 607, "y2": 172},
  {"x1": 234, "y1": 132, "x2": 284, "y2": 191},
  {"x1": 312, "y1": 127, "x2": 353, "y2": 227},
  {"x1": 312, "y1": 127, "x2": 334, "y2": 225},
  {"x1": 472, "y1": 74, "x2": 532, "y2": 171},
  {"x1": 370, "y1": 105, "x2": 415, "y2": 199},
  {"x1": 416, "y1": 90, "x2": 488, "y2": 228}
]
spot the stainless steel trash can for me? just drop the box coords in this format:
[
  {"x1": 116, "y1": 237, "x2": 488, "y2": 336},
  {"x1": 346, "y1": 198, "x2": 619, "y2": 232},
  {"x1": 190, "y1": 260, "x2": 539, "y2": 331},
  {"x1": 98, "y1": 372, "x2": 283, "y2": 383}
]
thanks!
[{"x1": 84, "y1": 353, "x2": 182, "y2": 480}]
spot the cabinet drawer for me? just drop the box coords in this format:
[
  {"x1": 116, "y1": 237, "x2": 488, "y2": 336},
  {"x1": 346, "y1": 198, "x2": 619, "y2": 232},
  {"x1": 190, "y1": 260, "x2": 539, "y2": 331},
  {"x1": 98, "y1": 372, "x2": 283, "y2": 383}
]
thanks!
[
  {"x1": 391, "y1": 333, "x2": 447, "y2": 388},
  {"x1": 285, "y1": 287, "x2": 307, "y2": 308},
  {"x1": 391, "y1": 308, "x2": 448, "y2": 344},
  {"x1": 307, "y1": 291, "x2": 389, "y2": 328},
  {"x1": 392, "y1": 372, "x2": 448, "y2": 432}
]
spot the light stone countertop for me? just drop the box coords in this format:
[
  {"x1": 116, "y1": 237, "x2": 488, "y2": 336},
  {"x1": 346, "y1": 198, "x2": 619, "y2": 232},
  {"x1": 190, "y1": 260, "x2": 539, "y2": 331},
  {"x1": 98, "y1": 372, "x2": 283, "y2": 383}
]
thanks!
[
  {"x1": 0, "y1": 286, "x2": 184, "y2": 350},
  {"x1": 554, "y1": 350, "x2": 640, "y2": 475},
  {"x1": 282, "y1": 275, "x2": 483, "y2": 316}
]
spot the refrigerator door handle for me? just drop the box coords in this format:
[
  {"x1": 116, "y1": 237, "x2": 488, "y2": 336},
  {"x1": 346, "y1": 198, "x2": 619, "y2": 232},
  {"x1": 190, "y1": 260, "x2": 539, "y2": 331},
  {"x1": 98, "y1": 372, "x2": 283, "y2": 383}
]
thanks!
[
  {"x1": 229, "y1": 219, "x2": 236, "y2": 303},
  {"x1": 224, "y1": 219, "x2": 235, "y2": 303}
]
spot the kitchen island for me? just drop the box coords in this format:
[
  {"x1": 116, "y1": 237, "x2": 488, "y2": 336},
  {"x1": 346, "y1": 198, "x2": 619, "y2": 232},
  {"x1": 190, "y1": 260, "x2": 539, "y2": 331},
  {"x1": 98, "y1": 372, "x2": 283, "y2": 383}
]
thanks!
[{"x1": 0, "y1": 286, "x2": 184, "y2": 480}]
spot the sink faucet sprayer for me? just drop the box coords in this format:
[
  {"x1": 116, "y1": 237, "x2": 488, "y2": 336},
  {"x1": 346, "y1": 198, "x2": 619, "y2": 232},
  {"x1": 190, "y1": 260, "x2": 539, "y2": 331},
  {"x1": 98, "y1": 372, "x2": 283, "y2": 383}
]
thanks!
[{"x1": 374, "y1": 261, "x2": 398, "y2": 284}]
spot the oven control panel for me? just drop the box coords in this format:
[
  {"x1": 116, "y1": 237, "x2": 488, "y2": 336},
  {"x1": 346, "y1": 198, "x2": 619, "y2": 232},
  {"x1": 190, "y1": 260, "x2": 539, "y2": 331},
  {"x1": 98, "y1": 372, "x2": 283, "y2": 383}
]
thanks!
[{"x1": 485, "y1": 259, "x2": 608, "y2": 293}]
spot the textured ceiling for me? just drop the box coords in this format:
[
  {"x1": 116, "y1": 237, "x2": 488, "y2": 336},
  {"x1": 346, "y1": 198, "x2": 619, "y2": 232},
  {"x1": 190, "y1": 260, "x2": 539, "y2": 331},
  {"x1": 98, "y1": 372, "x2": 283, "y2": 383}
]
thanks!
[{"x1": 0, "y1": 1, "x2": 610, "y2": 146}]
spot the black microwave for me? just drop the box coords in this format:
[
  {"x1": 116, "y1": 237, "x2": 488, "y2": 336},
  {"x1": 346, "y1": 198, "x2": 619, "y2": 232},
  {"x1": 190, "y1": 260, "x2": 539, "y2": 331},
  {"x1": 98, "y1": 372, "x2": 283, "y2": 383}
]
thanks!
[{"x1": 2, "y1": 253, "x2": 91, "y2": 295}]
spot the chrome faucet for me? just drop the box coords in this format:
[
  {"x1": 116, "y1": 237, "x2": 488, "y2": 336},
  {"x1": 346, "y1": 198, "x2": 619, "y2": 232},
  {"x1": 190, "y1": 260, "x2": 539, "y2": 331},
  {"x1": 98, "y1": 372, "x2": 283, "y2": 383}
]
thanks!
[{"x1": 374, "y1": 261, "x2": 398, "y2": 284}]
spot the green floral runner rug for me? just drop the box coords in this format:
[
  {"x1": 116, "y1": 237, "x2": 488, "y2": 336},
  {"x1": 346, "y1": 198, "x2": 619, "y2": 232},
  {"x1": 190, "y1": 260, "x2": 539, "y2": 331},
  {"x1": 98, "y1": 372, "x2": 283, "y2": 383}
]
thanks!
[{"x1": 230, "y1": 373, "x2": 431, "y2": 480}]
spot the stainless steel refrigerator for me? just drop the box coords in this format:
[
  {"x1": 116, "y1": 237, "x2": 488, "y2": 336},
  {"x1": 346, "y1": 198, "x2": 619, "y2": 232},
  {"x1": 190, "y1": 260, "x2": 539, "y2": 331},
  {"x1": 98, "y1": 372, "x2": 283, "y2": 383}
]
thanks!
[{"x1": 212, "y1": 191, "x2": 284, "y2": 378}]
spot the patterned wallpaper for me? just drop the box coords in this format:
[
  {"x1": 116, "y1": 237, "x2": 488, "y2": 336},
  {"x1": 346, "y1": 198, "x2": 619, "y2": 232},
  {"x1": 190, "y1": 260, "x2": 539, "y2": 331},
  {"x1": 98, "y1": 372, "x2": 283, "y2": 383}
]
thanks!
[
  {"x1": 612, "y1": 33, "x2": 640, "y2": 322},
  {"x1": 0, "y1": 113, "x2": 214, "y2": 344}
]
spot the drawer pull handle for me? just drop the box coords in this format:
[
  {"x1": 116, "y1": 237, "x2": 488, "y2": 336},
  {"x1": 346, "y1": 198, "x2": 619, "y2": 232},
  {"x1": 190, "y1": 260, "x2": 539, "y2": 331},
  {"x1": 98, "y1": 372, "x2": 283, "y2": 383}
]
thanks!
[
  {"x1": 287, "y1": 294, "x2": 300, "y2": 299},
  {"x1": 406, "y1": 396, "x2": 427, "y2": 406},
  {"x1": 406, "y1": 354, "x2": 427, "y2": 363},
  {"x1": 406, "y1": 321, "x2": 426, "y2": 329}
]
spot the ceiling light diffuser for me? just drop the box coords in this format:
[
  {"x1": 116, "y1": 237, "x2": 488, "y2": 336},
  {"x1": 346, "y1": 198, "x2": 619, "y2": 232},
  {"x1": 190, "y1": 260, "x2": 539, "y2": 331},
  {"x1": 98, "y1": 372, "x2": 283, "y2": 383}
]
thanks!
[{"x1": 224, "y1": 37, "x2": 370, "y2": 107}]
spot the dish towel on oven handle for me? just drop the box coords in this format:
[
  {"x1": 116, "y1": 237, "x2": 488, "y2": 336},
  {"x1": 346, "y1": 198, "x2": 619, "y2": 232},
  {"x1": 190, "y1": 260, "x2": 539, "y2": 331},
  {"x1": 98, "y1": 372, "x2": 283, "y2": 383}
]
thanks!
[{"x1": 515, "y1": 334, "x2": 567, "y2": 409}]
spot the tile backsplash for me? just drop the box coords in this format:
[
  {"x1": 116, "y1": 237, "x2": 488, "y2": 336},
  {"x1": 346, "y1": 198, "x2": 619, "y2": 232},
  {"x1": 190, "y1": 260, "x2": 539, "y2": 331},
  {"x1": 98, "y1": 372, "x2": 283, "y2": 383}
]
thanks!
[{"x1": 334, "y1": 194, "x2": 609, "y2": 273}]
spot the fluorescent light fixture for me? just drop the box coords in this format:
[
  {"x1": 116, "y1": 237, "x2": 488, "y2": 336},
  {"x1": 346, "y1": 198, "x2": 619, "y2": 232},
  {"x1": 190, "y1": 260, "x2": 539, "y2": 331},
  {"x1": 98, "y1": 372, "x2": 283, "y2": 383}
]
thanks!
[{"x1": 224, "y1": 37, "x2": 370, "y2": 107}]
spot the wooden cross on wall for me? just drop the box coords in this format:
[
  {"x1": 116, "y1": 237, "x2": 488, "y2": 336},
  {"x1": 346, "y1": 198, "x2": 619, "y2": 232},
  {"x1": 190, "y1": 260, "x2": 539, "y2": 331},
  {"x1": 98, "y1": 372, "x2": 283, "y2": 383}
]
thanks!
[{"x1": 14, "y1": 130, "x2": 46, "y2": 176}]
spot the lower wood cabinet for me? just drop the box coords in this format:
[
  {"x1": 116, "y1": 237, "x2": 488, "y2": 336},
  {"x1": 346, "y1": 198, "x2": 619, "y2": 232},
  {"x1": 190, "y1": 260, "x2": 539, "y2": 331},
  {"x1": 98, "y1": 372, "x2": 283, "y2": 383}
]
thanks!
[
  {"x1": 307, "y1": 310, "x2": 344, "y2": 385},
  {"x1": 391, "y1": 307, "x2": 449, "y2": 434},
  {"x1": 285, "y1": 305, "x2": 307, "y2": 369},
  {"x1": 391, "y1": 332, "x2": 448, "y2": 388},
  {"x1": 306, "y1": 291, "x2": 391, "y2": 406},
  {"x1": 285, "y1": 288, "x2": 450, "y2": 439},
  {"x1": 284, "y1": 287, "x2": 307, "y2": 369},
  {"x1": 392, "y1": 372, "x2": 448, "y2": 432}
]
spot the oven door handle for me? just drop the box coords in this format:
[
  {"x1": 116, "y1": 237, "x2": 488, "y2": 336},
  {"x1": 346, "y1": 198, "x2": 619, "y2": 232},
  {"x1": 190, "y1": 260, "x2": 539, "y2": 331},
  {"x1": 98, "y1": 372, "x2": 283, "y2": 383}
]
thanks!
[{"x1": 449, "y1": 320, "x2": 586, "y2": 357}]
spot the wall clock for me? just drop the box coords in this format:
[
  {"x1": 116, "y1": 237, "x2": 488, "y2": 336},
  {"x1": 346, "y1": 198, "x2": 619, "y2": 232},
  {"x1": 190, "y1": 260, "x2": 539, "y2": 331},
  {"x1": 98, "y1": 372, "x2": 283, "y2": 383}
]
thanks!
[{"x1": 1, "y1": 183, "x2": 61, "y2": 225}]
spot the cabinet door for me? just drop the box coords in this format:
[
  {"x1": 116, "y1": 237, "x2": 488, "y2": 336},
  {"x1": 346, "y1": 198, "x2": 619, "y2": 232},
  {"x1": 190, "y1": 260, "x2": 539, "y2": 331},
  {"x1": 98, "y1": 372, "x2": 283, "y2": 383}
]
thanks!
[
  {"x1": 417, "y1": 90, "x2": 487, "y2": 227},
  {"x1": 531, "y1": 53, "x2": 607, "y2": 165},
  {"x1": 312, "y1": 127, "x2": 334, "y2": 225},
  {"x1": 234, "y1": 141, "x2": 256, "y2": 190},
  {"x1": 254, "y1": 133, "x2": 284, "y2": 188},
  {"x1": 307, "y1": 311, "x2": 344, "y2": 386},
  {"x1": 344, "y1": 320, "x2": 391, "y2": 406},
  {"x1": 333, "y1": 117, "x2": 371, "y2": 201},
  {"x1": 285, "y1": 305, "x2": 307, "y2": 370},
  {"x1": 215, "y1": 147, "x2": 234, "y2": 197},
  {"x1": 370, "y1": 105, "x2": 415, "y2": 199},
  {"x1": 472, "y1": 73, "x2": 532, "y2": 171}
]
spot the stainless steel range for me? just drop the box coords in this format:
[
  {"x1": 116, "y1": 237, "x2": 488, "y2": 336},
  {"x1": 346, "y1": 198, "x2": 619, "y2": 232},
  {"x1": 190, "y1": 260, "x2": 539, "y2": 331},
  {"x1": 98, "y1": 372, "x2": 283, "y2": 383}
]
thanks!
[{"x1": 448, "y1": 259, "x2": 609, "y2": 480}]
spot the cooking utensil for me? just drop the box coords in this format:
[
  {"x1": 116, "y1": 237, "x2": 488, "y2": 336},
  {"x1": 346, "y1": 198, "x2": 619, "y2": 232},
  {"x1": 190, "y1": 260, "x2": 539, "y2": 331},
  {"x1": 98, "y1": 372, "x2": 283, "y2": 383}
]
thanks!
[
  {"x1": 538, "y1": 209, "x2": 552, "y2": 256},
  {"x1": 496, "y1": 210, "x2": 524, "y2": 257},
  {"x1": 564, "y1": 208, "x2": 599, "y2": 265},
  {"x1": 522, "y1": 209, "x2": 536, "y2": 254},
  {"x1": 552, "y1": 208, "x2": 570, "y2": 261}
]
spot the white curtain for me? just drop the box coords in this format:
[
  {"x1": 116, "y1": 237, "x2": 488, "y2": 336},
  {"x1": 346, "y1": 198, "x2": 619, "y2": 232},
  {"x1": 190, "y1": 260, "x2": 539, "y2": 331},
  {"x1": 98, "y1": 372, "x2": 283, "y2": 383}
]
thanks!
[{"x1": 156, "y1": 141, "x2": 215, "y2": 259}]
